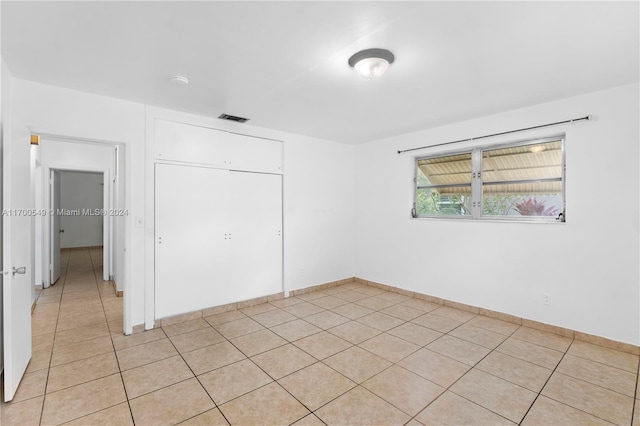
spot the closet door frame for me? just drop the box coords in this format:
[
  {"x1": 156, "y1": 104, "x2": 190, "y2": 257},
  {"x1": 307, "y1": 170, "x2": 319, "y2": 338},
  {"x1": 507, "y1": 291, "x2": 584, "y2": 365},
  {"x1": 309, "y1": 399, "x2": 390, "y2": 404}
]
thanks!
[{"x1": 146, "y1": 109, "x2": 284, "y2": 328}]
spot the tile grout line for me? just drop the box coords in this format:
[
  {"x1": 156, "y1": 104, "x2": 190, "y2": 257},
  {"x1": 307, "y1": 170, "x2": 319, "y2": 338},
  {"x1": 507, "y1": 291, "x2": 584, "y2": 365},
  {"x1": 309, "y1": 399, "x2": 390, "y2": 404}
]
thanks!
[
  {"x1": 52, "y1": 269, "x2": 640, "y2": 422},
  {"x1": 304, "y1": 301, "x2": 506, "y2": 422},
  {"x1": 124, "y1": 284, "x2": 406, "y2": 423},
  {"x1": 513, "y1": 338, "x2": 628, "y2": 425},
  {"x1": 206, "y1": 294, "x2": 402, "y2": 424},
  {"x1": 277, "y1": 299, "x2": 474, "y2": 422},
  {"x1": 515, "y1": 335, "x2": 573, "y2": 425},
  {"x1": 33, "y1": 249, "x2": 127, "y2": 425},
  {"x1": 39, "y1": 249, "x2": 124, "y2": 425},
  {"x1": 248, "y1": 291, "x2": 638, "y2": 425},
  {"x1": 245, "y1": 293, "x2": 523, "y2": 423},
  {"x1": 399, "y1": 307, "x2": 636, "y2": 422},
  {"x1": 38, "y1": 248, "x2": 70, "y2": 426},
  {"x1": 632, "y1": 358, "x2": 639, "y2": 426},
  {"x1": 88, "y1": 248, "x2": 110, "y2": 334},
  {"x1": 88, "y1": 247, "x2": 137, "y2": 426},
  {"x1": 560, "y1": 350, "x2": 640, "y2": 376},
  {"x1": 227, "y1": 325, "x2": 352, "y2": 425},
  {"x1": 162, "y1": 322, "x2": 234, "y2": 425},
  {"x1": 208, "y1": 314, "x2": 342, "y2": 424},
  {"x1": 402, "y1": 313, "x2": 520, "y2": 425},
  {"x1": 42, "y1": 276, "x2": 632, "y2": 426}
]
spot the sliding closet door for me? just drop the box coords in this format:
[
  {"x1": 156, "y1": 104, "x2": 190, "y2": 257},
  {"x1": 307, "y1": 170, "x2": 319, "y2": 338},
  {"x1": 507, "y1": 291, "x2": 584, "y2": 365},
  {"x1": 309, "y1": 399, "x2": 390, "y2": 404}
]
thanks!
[
  {"x1": 228, "y1": 172, "x2": 283, "y2": 301},
  {"x1": 155, "y1": 163, "x2": 231, "y2": 318}
]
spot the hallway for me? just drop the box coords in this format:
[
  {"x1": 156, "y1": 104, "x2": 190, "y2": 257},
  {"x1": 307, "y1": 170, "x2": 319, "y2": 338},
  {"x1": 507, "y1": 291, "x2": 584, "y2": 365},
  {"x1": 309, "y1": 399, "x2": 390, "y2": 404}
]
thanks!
[
  {"x1": 1, "y1": 248, "x2": 639, "y2": 425},
  {"x1": 2, "y1": 247, "x2": 125, "y2": 424}
]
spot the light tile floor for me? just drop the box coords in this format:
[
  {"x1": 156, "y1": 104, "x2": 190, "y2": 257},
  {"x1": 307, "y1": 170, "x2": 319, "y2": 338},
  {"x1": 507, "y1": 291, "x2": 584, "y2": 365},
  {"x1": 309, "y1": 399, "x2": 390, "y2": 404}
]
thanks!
[{"x1": 2, "y1": 247, "x2": 639, "y2": 425}]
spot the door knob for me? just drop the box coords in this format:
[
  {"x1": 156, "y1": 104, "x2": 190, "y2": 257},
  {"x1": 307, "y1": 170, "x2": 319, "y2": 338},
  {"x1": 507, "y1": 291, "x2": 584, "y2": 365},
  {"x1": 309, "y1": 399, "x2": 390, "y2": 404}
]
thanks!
[
  {"x1": 59, "y1": 229, "x2": 65, "y2": 233},
  {"x1": 0, "y1": 266, "x2": 26, "y2": 275}
]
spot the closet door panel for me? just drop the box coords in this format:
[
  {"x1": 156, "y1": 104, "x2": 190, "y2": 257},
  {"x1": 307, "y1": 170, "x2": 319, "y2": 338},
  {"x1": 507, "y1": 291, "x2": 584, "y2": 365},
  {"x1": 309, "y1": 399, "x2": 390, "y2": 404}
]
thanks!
[
  {"x1": 229, "y1": 172, "x2": 283, "y2": 301},
  {"x1": 155, "y1": 119, "x2": 233, "y2": 166},
  {"x1": 228, "y1": 133, "x2": 283, "y2": 174},
  {"x1": 155, "y1": 164, "x2": 231, "y2": 318}
]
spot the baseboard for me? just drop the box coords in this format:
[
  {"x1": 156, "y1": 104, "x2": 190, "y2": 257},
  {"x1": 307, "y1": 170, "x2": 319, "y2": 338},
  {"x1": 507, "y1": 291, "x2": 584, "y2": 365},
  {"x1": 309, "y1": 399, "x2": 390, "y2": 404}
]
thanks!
[
  {"x1": 356, "y1": 277, "x2": 639, "y2": 355},
  {"x1": 111, "y1": 281, "x2": 123, "y2": 297},
  {"x1": 31, "y1": 299, "x2": 37, "y2": 314},
  {"x1": 61, "y1": 245, "x2": 103, "y2": 251},
  {"x1": 152, "y1": 291, "x2": 286, "y2": 329},
  {"x1": 132, "y1": 323, "x2": 146, "y2": 334},
  {"x1": 289, "y1": 277, "x2": 356, "y2": 296},
  {"x1": 133, "y1": 276, "x2": 639, "y2": 355}
]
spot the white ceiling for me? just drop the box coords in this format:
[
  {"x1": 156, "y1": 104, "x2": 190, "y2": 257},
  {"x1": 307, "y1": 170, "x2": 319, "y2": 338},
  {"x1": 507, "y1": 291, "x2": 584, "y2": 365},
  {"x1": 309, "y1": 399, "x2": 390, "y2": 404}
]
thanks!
[{"x1": 2, "y1": 1, "x2": 638, "y2": 144}]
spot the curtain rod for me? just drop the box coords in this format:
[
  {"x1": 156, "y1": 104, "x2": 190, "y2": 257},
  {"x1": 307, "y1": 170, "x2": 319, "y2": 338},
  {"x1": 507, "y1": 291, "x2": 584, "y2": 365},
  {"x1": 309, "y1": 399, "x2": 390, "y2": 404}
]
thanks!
[{"x1": 397, "y1": 115, "x2": 591, "y2": 155}]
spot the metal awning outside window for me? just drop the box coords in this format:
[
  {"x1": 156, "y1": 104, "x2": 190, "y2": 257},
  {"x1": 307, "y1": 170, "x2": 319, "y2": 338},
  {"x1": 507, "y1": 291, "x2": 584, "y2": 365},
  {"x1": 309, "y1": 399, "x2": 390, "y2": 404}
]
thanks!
[{"x1": 417, "y1": 140, "x2": 562, "y2": 195}]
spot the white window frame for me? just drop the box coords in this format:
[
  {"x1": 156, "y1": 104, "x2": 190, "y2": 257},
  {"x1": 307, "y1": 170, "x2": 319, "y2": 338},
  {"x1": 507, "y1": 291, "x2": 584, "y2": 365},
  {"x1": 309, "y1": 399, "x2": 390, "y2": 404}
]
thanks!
[{"x1": 413, "y1": 135, "x2": 566, "y2": 223}]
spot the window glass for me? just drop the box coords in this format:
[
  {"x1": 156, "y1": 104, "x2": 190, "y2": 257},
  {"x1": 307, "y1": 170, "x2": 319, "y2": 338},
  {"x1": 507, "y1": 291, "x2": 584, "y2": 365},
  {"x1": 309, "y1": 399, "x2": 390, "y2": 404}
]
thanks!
[
  {"x1": 414, "y1": 138, "x2": 564, "y2": 221},
  {"x1": 416, "y1": 153, "x2": 472, "y2": 216},
  {"x1": 482, "y1": 140, "x2": 563, "y2": 217}
]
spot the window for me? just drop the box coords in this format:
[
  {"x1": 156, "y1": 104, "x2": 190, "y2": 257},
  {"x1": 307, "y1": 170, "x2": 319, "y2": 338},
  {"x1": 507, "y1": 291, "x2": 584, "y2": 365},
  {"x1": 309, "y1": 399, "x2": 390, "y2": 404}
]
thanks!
[
  {"x1": 414, "y1": 136, "x2": 565, "y2": 221},
  {"x1": 416, "y1": 152, "x2": 472, "y2": 217}
]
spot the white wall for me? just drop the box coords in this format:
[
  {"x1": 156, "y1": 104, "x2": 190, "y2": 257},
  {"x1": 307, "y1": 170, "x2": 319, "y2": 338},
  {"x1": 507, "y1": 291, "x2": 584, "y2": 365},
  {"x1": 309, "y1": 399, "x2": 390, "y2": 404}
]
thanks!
[
  {"x1": 15, "y1": 77, "x2": 636, "y2": 346},
  {"x1": 144, "y1": 107, "x2": 355, "y2": 328},
  {"x1": 41, "y1": 139, "x2": 116, "y2": 170},
  {"x1": 12, "y1": 79, "x2": 145, "y2": 332},
  {"x1": 11, "y1": 81, "x2": 356, "y2": 331},
  {"x1": 282, "y1": 133, "x2": 355, "y2": 291},
  {"x1": 355, "y1": 83, "x2": 640, "y2": 345},
  {"x1": 59, "y1": 171, "x2": 103, "y2": 248}
]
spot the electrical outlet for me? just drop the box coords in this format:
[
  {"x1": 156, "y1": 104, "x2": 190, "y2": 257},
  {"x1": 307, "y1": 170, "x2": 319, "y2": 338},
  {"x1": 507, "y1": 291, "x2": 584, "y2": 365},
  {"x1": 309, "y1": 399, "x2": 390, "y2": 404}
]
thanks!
[{"x1": 543, "y1": 293, "x2": 551, "y2": 305}]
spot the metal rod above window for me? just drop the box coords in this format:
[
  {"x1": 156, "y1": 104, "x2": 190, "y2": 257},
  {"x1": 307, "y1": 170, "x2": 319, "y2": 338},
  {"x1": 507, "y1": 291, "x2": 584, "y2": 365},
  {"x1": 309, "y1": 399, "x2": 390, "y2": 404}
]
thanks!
[{"x1": 398, "y1": 115, "x2": 590, "y2": 155}]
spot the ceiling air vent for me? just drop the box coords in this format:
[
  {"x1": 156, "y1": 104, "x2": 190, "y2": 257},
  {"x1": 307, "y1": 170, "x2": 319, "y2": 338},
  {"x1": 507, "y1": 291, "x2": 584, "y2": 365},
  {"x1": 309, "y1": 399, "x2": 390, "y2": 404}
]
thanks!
[{"x1": 218, "y1": 113, "x2": 249, "y2": 123}]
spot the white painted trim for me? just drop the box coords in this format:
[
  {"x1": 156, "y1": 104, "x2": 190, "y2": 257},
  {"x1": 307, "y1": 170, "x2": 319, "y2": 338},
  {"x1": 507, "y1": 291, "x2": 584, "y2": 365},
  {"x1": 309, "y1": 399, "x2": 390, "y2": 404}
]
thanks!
[
  {"x1": 144, "y1": 106, "x2": 155, "y2": 330},
  {"x1": 44, "y1": 165, "x2": 110, "y2": 283},
  {"x1": 34, "y1": 132, "x2": 129, "y2": 335},
  {"x1": 144, "y1": 105, "x2": 289, "y2": 327}
]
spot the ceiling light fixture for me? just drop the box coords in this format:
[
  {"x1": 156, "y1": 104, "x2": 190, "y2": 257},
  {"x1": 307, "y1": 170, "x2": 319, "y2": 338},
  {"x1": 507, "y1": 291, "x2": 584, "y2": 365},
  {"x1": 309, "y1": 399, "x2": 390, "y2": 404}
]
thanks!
[
  {"x1": 348, "y1": 48, "x2": 395, "y2": 79},
  {"x1": 169, "y1": 75, "x2": 189, "y2": 85}
]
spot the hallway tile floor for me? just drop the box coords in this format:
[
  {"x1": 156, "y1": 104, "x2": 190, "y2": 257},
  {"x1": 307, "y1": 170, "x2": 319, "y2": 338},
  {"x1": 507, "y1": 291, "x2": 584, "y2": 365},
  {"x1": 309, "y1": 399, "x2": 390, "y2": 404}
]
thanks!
[{"x1": 1, "y1": 248, "x2": 639, "y2": 425}]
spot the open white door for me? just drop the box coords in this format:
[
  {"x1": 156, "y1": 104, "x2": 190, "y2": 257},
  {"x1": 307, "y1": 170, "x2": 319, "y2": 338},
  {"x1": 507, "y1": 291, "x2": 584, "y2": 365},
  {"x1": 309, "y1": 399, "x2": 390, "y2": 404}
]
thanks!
[
  {"x1": 3, "y1": 132, "x2": 33, "y2": 401},
  {"x1": 50, "y1": 169, "x2": 61, "y2": 285}
]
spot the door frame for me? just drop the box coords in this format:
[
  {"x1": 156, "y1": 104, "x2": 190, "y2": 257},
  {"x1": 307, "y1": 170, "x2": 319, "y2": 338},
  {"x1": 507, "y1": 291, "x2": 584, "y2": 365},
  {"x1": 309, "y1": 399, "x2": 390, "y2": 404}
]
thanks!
[
  {"x1": 43, "y1": 165, "x2": 111, "y2": 284},
  {"x1": 31, "y1": 132, "x2": 129, "y2": 335},
  {"x1": 50, "y1": 169, "x2": 61, "y2": 285}
]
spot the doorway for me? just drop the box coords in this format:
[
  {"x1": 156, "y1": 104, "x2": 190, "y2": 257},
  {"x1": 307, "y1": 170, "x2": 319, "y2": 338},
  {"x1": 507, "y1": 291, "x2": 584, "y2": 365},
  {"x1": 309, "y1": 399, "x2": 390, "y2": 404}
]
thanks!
[
  {"x1": 4, "y1": 135, "x2": 127, "y2": 401},
  {"x1": 34, "y1": 136, "x2": 125, "y2": 310},
  {"x1": 49, "y1": 169, "x2": 110, "y2": 286}
]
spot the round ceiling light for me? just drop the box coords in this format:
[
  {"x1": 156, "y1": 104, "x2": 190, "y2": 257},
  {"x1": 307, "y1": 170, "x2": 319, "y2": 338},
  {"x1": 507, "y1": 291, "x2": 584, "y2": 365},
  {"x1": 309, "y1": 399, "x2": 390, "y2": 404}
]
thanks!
[{"x1": 348, "y1": 48, "x2": 395, "y2": 79}]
